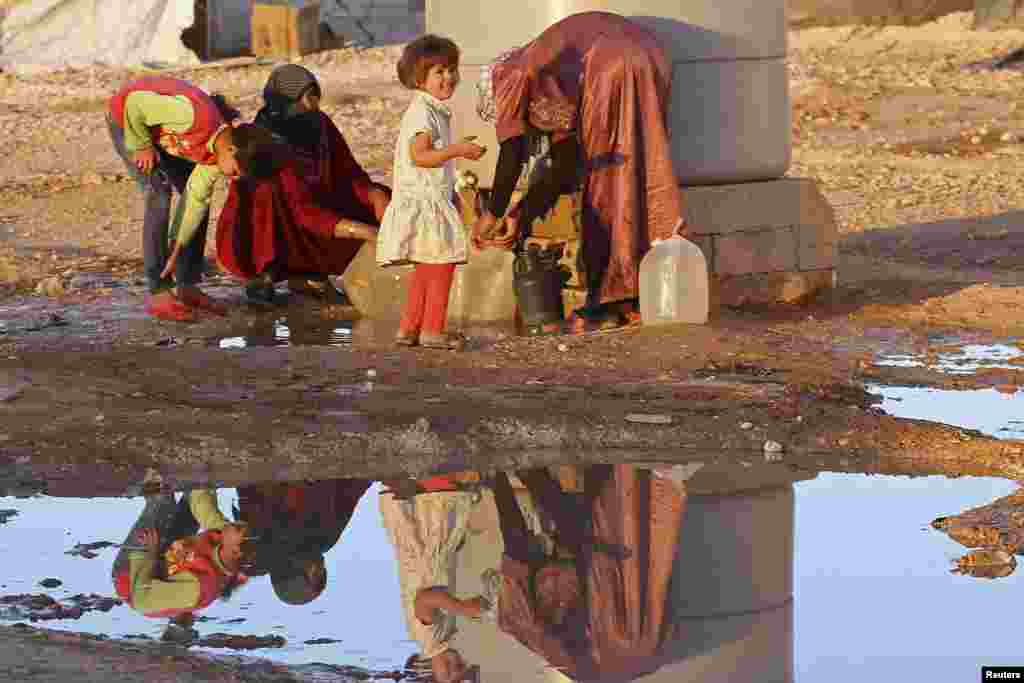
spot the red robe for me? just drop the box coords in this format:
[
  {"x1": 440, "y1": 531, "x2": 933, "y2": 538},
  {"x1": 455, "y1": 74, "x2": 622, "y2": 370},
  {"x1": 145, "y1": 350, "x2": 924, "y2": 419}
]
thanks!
[
  {"x1": 216, "y1": 113, "x2": 388, "y2": 280},
  {"x1": 496, "y1": 465, "x2": 686, "y2": 681},
  {"x1": 492, "y1": 12, "x2": 684, "y2": 304}
]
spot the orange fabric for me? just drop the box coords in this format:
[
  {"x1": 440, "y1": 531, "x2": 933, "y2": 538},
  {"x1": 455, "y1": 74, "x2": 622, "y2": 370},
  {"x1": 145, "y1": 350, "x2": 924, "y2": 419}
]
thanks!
[
  {"x1": 114, "y1": 529, "x2": 236, "y2": 619},
  {"x1": 161, "y1": 529, "x2": 232, "y2": 611}
]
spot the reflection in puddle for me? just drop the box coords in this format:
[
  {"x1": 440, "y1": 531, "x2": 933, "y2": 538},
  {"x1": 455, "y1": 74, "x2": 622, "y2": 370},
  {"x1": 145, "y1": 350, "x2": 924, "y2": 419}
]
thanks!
[
  {"x1": 215, "y1": 318, "x2": 354, "y2": 349},
  {"x1": 871, "y1": 384, "x2": 1024, "y2": 439},
  {"x1": 872, "y1": 341, "x2": 1024, "y2": 438},
  {"x1": 876, "y1": 342, "x2": 1023, "y2": 375},
  {"x1": 1, "y1": 464, "x2": 1022, "y2": 681}
]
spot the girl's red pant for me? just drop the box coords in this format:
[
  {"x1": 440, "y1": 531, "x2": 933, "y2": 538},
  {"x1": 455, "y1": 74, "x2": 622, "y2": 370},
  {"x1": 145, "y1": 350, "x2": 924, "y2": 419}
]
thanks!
[{"x1": 399, "y1": 262, "x2": 456, "y2": 335}]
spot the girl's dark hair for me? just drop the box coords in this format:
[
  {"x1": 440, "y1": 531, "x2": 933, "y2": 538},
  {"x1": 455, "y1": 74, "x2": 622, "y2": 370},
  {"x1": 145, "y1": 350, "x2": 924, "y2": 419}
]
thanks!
[
  {"x1": 210, "y1": 93, "x2": 241, "y2": 124},
  {"x1": 397, "y1": 34, "x2": 460, "y2": 89},
  {"x1": 230, "y1": 123, "x2": 289, "y2": 178}
]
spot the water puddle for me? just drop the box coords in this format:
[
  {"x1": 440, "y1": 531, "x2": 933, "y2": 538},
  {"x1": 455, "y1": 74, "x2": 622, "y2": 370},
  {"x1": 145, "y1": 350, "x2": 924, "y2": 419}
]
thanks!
[
  {"x1": 872, "y1": 341, "x2": 1024, "y2": 439},
  {"x1": 212, "y1": 317, "x2": 355, "y2": 350},
  {"x1": 1, "y1": 461, "x2": 1022, "y2": 681},
  {"x1": 877, "y1": 341, "x2": 1023, "y2": 375},
  {"x1": 872, "y1": 384, "x2": 1024, "y2": 439}
]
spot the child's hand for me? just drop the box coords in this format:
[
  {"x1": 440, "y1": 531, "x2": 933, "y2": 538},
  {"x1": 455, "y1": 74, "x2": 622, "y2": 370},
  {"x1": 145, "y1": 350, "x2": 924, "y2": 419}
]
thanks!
[
  {"x1": 136, "y1": 528, "x2": 160, "y2": 550},
  {"x1": 368, "y1": 188, "x2": 390, "y2": 223},
  {"x1": 160, "y1": 242, "x2": 182, "y2": 279},
  {"x1": 133, "y1": 148, "x2": 158, "y2": 175},
  {"x1": 456, "y1": 136, "x2": 487, "y2": 161}
]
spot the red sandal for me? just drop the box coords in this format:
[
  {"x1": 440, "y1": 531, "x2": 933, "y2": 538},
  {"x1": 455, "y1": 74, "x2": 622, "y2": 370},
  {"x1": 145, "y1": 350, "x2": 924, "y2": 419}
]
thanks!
[
  {"x1": 179, "y1": 289, "x2": 227, "y2": 316},
  {"x1": 146, "y1": 292, "x2": 197, "y2": 323}
]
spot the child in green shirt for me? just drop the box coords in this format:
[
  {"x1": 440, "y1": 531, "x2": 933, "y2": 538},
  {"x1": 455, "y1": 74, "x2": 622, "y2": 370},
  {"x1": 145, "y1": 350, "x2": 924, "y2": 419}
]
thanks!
[{"x1": 107, "y1": 76, "x2": 243, "y2": 321}]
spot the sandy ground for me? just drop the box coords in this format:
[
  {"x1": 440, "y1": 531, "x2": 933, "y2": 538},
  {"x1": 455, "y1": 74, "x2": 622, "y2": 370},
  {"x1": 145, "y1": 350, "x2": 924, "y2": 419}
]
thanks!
[{"x1": 4, "y1": 13, "x2": 1024, "y2": 677}]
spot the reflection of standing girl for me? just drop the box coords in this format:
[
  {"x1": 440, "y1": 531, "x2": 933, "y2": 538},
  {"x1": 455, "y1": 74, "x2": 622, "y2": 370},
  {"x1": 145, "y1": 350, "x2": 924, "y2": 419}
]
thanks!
[{"x1": 379, "y1": 485, "x2": 484, "y2": 683}]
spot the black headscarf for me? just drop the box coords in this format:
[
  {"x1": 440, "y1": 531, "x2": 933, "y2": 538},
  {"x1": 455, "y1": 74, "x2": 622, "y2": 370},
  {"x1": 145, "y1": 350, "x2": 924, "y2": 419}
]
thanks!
[{"x1": 254, "y1": 64, "x2": 324, "y2": 151}]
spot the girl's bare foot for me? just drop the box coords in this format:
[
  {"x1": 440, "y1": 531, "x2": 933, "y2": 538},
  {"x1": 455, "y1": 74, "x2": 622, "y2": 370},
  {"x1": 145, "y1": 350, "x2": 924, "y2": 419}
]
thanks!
[
  {"x1": 394, "y1": 329, "x2": 419, "y2": 347},
  {"x1": 419, "y1": 332, "x2": 464, "y2": 350}
]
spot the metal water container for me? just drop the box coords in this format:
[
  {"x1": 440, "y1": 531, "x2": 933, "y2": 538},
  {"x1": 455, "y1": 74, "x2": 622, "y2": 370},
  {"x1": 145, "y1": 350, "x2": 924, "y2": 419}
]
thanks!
[
  {"x1": 513, "y1": 243, "x2": 568, "y2": 332},
  {"x1": 429, "y1": 0, "x2": 790, "y2": 187}
]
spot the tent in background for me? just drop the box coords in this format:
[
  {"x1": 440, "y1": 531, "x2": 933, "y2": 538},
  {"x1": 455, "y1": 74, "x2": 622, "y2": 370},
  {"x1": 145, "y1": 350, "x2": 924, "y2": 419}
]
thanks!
[
  {"x1": 0, "y1": 0, "x2": 250, "y2": 70},
  {"x1": 0, "y1": 0, "x2": 421, "y2": 70}
]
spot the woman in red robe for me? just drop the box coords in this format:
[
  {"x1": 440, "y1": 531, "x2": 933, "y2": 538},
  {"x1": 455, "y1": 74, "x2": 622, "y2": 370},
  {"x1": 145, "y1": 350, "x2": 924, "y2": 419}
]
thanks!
[
  {"x1": 471, "y1": 12, "x2": 687, "y2": 332},
  {"x1": 216, "y1": 65, "x2": 390, "y2": 304}
]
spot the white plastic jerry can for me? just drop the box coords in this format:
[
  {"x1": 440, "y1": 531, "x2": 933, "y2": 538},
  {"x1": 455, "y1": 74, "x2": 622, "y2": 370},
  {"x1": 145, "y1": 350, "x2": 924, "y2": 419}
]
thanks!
[{"x1": 639, "y1": 235, "x2": 710, "y2": 325}]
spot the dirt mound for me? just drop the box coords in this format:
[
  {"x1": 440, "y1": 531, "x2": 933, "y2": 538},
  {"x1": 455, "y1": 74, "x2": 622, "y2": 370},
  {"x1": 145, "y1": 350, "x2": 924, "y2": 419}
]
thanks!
[{"x1": 787, "y1": 0, "x2": 973, "y2": 28}]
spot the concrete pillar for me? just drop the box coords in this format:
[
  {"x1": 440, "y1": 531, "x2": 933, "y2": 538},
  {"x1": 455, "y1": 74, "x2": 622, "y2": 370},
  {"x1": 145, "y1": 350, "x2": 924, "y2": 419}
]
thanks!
[{"x1": 428, "y1": 0, "x2": 790, "y2": 186}]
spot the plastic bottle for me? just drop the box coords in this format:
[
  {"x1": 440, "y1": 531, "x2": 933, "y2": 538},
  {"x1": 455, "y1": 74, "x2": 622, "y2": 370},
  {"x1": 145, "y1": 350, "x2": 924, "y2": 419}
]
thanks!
[{"x1": 639, "y1": 235, "x2": 710, "y2": 325}]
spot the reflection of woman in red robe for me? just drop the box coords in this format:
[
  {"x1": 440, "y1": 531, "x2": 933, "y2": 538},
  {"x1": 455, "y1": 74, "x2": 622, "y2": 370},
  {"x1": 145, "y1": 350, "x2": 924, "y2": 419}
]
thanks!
[
  {"x1": 235, "y1": 479, "x2": 372, "y2": 605},
  {"x1": 216, "y1": 65, "x2": 390, "y2": 303},
  {"x1": 491, "y1": 465, "x2": 687, "y2": 681}
]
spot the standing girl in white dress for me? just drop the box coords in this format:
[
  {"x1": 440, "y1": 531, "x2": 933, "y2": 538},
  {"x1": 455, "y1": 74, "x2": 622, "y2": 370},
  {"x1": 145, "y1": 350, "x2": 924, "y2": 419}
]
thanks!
[{"x1": 377, "y1": 35, "x2": 486, "y2": 350}]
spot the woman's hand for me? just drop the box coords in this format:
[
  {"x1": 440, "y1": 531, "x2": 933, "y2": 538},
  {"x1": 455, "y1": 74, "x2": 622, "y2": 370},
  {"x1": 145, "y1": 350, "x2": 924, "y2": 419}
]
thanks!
[
  {"x1": 160, "y1": 242, "x2": 182, "y2": 279},
  {"x1": 335, "y1": 219, "x2": 378, "y2": 241},
  {"x1": 491, "y1": 210, "x2": 520, "y2": 250},
  {"x1": 471, "y1": 211, "x2": 498, "y2": 249},
  {"x1": 133, "y1": 147, "x2": 158, "y2": 175},
  {"x1": 137, "y1": 528, "x2": 160, "y2": 550}
]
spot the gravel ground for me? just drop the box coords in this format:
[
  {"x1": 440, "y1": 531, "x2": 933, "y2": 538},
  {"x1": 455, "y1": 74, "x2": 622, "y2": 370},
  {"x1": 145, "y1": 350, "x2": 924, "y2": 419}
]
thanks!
[{"x1": 4, "y1": 13, "x2": 1024, "y2": 297}]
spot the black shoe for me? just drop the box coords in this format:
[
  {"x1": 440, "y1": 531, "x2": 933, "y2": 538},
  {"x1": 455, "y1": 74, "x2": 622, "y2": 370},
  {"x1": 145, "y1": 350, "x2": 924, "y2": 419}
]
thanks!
[
  {"x1": 289, "y1": 277, "x2": 350, "y2": 305},
  {"x1": 245, "y1": 281, "x2": 276, "y2": 306}
]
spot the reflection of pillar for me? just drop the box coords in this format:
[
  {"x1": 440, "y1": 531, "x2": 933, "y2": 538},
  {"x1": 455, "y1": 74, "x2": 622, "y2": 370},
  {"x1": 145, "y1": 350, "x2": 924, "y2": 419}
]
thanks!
[
  {"x1": 455, "y1": 465, "x2": 806, "y2": 682},
  {"x1": 649, "y1": 485, "x2": 794, "y2": 683}
]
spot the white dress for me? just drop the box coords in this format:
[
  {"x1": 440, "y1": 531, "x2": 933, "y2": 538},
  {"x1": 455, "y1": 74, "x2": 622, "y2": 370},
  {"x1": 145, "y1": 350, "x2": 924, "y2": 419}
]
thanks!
[
  {"x1": 376, "y1": 91, "x2": 468, "y2": 266},
  {"x1": 379, "y1": 489, "x2": 480, "y2": 659}
]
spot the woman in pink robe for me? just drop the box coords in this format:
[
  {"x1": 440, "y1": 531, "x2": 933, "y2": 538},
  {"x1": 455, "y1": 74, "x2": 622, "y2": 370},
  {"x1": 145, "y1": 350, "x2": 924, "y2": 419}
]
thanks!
[{"x1": 472, "y1": 11, "x2": 687, "y2": 332}]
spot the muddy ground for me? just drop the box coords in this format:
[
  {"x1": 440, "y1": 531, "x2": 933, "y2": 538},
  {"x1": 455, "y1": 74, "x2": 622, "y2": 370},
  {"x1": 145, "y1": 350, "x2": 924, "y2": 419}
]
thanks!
[
  {"x1": 1, "y1": 15, "x2": 1024, "y2": 477},
  {"x1": 4, "y1": 12, "x2": 1024, "y2": 679}
]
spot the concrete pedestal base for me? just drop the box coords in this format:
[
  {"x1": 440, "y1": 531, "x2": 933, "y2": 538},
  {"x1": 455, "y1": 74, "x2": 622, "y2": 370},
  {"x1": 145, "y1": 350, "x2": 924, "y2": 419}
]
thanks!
[
  {"x1": 340, "y1": 177, "x2": 836, "y2": 325},
  {"x1": 687, "y1": 177, "x2": 838, "y2": 307}
]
